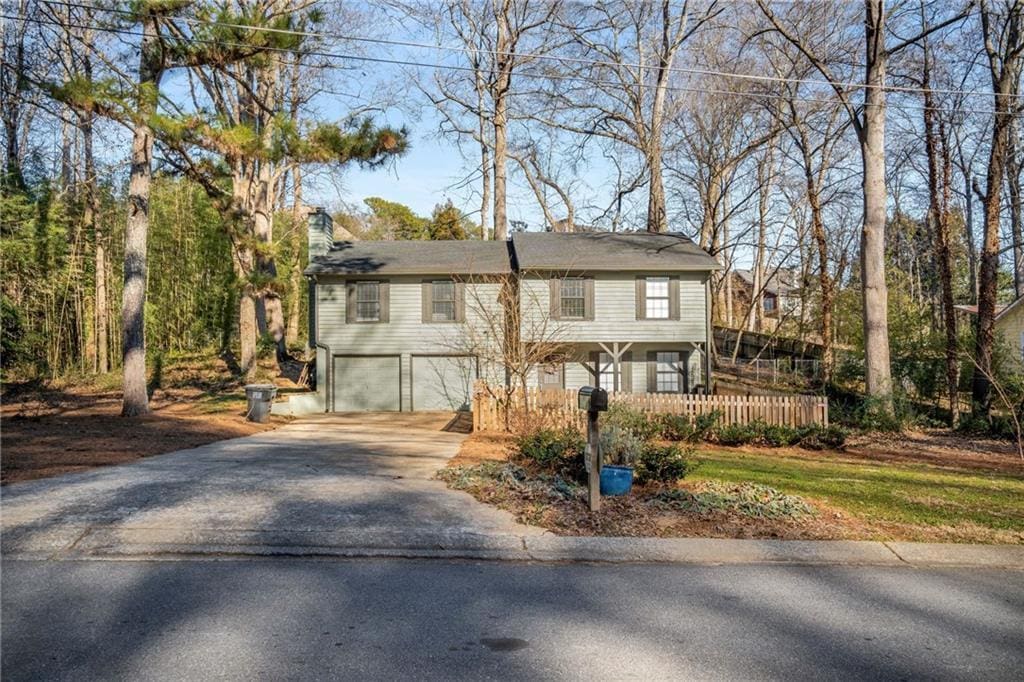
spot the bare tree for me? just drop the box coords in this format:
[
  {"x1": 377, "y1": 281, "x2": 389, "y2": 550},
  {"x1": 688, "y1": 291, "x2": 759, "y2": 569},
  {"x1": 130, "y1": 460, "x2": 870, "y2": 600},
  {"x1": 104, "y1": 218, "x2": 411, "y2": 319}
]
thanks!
[
  {"x1": 417, "y1": 0, "x2": 557, "y2": 241},
  {"x1": 918, "y1": 13, "x2": 961, "y2": 425},
  {"x1": 543, "y1": 0, "x2": 722, "y2": 232},
  {"x1": 758, "y1": 0, "x2": 972, "y2": 414},
  {"x1": 447, "y1": 271, "x2": 571, "y2": 428},
  {"x1": 973, "y1": 0, "x2": 1024, "y2": 417}
]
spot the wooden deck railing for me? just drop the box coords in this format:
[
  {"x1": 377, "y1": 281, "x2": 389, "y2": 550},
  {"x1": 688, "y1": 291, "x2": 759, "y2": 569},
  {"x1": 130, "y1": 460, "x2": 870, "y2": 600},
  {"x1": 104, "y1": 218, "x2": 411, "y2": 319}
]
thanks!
[{"x1": 471, "y1": 382, "x2": 828, "y2": 432}]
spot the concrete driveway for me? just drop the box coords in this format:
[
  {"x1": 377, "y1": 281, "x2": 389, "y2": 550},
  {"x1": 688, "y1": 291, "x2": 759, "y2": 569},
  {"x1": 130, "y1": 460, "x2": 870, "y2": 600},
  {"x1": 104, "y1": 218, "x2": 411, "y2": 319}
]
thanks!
[{"x1": 2, "y1": 413, "x2": 541, "y2": 559}]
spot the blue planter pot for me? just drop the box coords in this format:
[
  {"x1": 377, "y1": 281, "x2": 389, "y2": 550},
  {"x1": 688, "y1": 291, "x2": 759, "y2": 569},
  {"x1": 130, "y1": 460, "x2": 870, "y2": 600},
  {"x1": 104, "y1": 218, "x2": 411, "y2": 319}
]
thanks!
[{"x1": 600, "y1": 465, "x2": 634, "y2": 496}]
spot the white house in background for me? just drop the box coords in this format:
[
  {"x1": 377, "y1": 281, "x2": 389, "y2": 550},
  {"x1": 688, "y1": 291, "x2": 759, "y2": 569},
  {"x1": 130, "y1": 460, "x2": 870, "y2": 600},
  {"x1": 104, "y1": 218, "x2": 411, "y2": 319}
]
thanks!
[{"x1": 288, "y1": 215, "x2": 721, "y2": 414}]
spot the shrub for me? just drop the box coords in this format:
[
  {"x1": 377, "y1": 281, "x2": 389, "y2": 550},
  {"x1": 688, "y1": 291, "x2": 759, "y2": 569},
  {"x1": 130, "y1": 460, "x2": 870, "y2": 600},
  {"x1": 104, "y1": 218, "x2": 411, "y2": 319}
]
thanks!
[
  {"x1": 715, "y1": 423, "x2": 757, "y2": 446},
  {"x1": 635, "y1": 443, "x2": 697, "y2": 484},
  {"x1": 514, "y1": 427, "x2": 586, "y2": 477},
  {"x1": 760, "y1": 423, "x2": 801, "y2": 447},
  {"x1": 692, "y1": 410, "x2": 721, "y2": 441},
  {"x1": 795, "y1": 423, "x2": 848, "y2": 450},
  {"x1": 599, "y1": 424, "x2": 645, "y2": 466},
  {"x1": 604, "y1": 402, "x2": 660, "y2": 439},
  {"x1": 657, "y1": 413, "x2": 695, "y2": 442}
]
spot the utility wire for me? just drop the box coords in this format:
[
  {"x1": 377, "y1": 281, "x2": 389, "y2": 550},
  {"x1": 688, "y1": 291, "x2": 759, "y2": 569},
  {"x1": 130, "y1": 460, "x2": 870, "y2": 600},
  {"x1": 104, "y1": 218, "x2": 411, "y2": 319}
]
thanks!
[
  {"x1": 44, "y1": 0, "x2": 1021, "y2": 101},
  {"x1": 10, "y1": 11, "x2": 1022, "y2": 118}
]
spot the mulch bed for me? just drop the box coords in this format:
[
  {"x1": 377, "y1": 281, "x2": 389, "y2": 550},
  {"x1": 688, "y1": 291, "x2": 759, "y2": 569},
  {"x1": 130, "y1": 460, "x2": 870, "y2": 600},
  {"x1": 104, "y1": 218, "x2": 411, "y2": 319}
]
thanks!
[{"x1": 1, "y1": 385, "x2": 285, "y2": 485}]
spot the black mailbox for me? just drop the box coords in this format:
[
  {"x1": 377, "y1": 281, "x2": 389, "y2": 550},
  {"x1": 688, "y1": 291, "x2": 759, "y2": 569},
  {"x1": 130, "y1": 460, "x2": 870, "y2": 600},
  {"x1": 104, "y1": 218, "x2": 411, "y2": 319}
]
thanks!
[{"x1": 578, "y1": 386, "x2": 608, "y2": 412}]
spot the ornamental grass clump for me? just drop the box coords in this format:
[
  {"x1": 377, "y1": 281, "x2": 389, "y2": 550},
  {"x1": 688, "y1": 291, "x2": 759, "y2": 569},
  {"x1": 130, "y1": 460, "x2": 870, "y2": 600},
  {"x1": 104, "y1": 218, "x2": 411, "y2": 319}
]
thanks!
[{"x1": 651, "y1": 482, "x2": 815, "y2": 520}]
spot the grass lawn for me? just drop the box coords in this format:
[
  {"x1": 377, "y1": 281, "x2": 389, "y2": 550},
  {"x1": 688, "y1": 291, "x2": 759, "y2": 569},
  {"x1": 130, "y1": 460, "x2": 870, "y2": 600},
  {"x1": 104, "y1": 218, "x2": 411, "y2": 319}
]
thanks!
[{"x1": 693, "y1": 448, "x2": 1024, "y2": 541}]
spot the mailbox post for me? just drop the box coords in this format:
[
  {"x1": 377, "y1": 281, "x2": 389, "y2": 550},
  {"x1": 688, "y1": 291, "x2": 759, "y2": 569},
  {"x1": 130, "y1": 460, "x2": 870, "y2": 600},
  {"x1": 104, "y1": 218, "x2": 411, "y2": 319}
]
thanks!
[{"x1": 578, "y1": 386, "x2": 608, "y2": 512}]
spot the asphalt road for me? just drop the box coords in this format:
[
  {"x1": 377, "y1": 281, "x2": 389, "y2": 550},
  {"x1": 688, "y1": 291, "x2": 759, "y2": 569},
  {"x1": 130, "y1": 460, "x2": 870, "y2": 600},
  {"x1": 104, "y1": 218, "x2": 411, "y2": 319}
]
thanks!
[{"x1": 2, "y1": 559, "x2": 1022, "y2": 681}]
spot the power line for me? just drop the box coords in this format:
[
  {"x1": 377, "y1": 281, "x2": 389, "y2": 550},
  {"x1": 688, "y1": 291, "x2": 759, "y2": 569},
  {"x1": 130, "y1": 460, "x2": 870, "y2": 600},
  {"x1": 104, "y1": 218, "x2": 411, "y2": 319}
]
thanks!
[
  {"x1": 45, "y1": 0, "x2": 1021, "y2": 101},
  {"x1": 9, "y1": 11, "x2": 1021, "y2": 118}
]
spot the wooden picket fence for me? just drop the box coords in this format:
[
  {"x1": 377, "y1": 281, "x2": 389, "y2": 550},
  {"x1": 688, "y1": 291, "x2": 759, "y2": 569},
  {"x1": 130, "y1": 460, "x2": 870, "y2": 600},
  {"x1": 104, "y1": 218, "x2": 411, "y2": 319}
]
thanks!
[{"x1": 471, "y1": 382, "x2": 828, "y2": 432}]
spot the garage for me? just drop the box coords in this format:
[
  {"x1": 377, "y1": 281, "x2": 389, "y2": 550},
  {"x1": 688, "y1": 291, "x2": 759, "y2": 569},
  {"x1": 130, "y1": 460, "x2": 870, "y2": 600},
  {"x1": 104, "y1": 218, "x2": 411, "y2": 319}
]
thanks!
[
  {"x1": 332, "y1": 355, "x2": 400, "y2": 412},
  {"x1": 412, "y1": 355, "x2": 476, "y2": 411}
]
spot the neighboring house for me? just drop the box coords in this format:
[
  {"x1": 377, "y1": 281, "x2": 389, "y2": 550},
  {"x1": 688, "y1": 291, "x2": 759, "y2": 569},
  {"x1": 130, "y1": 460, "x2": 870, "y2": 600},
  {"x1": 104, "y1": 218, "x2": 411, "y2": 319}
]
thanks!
[
  {"x1": 729, "y1": 268, "x2": 802, "y2": 330},
  {"x1": 956, "y1": 300, "x2": 1024, "y2": 369},
  {"x1": 298, "y1": 216, "x2": 720, "y2": 413}
]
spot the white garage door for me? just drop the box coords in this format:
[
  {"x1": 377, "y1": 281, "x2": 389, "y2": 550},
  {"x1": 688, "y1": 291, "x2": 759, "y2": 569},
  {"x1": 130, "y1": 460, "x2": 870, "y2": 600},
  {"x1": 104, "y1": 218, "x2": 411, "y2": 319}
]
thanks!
[
  {"x1": 333, "y1": 355, "x2": 400, "y2": 411},
  {"x1": 412, "y1": 355, "x2": 476, "y2": 411}
]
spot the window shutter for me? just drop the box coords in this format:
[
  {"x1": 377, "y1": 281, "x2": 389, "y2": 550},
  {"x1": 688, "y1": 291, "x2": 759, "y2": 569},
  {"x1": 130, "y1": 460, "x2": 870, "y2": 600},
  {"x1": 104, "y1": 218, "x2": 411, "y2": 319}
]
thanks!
[
  {"x1": 646, "y1": 351, "x2": 657, "y2": 393},
  {"x1": 669, "y1": 276, "x2": 680, "y2": 320},
  {"x1": 682, "y1": 350, "x2": 692, "y2": 393},
  {"x1": 379, "y1": 281, "x2": 390, "y2": 323},
  {"x1": 345, "y1": 282, "x2": 356, "y2": 323},
  {"x1": 549, "y1": 278, "x2": 561, "y2": 320},
  {"x1": 584, "y1": 277, "x2": 595, "y2": 320},
  {"x1": 455, "y1": 281, "x2": 466, "y2": 322},
  {"x1": 421, "y1": 280, "x2": 432, "y2": 323},
  {"x1": 636, "y1": 277, "x2": 646, "y2": 320},
  {"x1": 621, "y1": 351, "x2": 632, "y2": 393}
]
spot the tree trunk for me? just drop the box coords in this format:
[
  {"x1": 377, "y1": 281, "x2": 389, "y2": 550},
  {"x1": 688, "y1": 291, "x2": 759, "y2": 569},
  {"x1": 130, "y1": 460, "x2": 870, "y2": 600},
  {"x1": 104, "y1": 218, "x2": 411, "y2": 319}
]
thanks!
[
  {"x1": 121, "y1": 13, "x2": 162, "y2": 416},
  {"x1": 1009, "y1": 117, "x2": 1023, "y2": 298},
  {"x1": 858, "y1": 0, "x2": 894, "y2": 410},
  {"x1": 964, "y1": 171, "x2": 978, "y2": 298},
  {"x1": 922, "y1": 37, "x2": 959, "y2": 425},
  {"x1": 233, "y1": 173, "x2": 257, "y2": 380},
  {"x1": 492, "y1": 7, "x2": 512, "y2": 241},
  {"x1": 286, "y1": 166, "x2": 303, "y2": 345},
  {"x1": 646, "y1": 141, "x2": 667, "y2": 233},
  {"x1": 805, "y1": 167, "x2": 835, "y2": 384},
  {"x1": 972, "y1": 3, "x2": 1021, "y2": 418}
]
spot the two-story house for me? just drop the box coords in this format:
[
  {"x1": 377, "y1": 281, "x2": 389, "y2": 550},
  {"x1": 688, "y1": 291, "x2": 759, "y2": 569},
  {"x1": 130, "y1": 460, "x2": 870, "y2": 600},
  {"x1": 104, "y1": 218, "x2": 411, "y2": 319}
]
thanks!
[{"x1": 295, "y1": 216, "x2": 720, "y2": 414}]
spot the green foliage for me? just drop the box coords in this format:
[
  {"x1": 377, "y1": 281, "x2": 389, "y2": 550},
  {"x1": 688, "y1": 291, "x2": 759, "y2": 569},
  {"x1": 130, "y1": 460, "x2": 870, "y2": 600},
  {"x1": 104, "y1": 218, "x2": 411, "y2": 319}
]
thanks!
[
  {"x1": 657, "y1": 413, "x2": 695, "y2": 442},
  {"x1": 635, "y1": 443, "x2": 697, "y2": 484},
  {"x1": 715, "y1": 423, "x2": 758, "y2": 446},
  {"x1": 652, "y1": 482, "x2": 815, "y2": 519},
  {"x1": 604, "y1": 402, "x2": 661, "y2": 439},
  {"x1": 427, "y1": 200, "x2": 473, "y2": 240},
  {"x1": 364, "y1": 196, "x2": 429, "y2": 240},
  {"x1": 514, "y1": 427, "x2": 586, "y2": 479},
  {"x1": 1, "y1": 294, "x2": 27, "y2": 369},
  {"x1": 712, "y1": 420, "x2": 847, "y2": 450},
  {"x1": 760, "y1": 423, "x2": 801, "y2": 447},
  {"x1": 791, "y1": 424, "x2": 848, "y2": 450}
]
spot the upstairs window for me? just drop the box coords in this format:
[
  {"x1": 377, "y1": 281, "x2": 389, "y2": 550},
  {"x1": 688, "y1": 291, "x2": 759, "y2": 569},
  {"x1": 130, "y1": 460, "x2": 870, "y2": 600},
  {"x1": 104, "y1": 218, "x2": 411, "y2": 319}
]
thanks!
[
  {"x1": 560, "y1": 278, "x2": 586, "y2": 320},
  {"x1": 432, "y1": 280, "x2": 456, "y2": 322},
  {"x1": 355, "y1": 281, "x2": 381, "y2": 322},
  {"x1": 645, "y1": 277, "x2": 670, "y2": 319},
  {"x1": 763, "y1": 295, "x2": 777, "y2": 312}
]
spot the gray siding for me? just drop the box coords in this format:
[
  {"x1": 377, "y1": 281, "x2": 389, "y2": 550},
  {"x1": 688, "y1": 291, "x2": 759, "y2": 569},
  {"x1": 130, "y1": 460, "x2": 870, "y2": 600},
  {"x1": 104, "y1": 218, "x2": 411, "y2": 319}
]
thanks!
[
  {"x1": 559, "y1": 343, "x2": 702, "y2": 393},
  {"x1": 317, "y1": 275, "x2": 503, "y2": 354},
  {"x1": 520, "y1": 272, "x2": 708, "y2": 343}
]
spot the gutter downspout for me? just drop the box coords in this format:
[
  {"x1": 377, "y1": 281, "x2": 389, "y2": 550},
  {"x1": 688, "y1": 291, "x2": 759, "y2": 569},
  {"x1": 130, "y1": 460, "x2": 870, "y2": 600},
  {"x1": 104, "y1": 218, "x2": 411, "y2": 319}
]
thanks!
[
  {"x1": 309, "y1": 274, "x2": 331, "y2": 413},
  {"x1": 705, "y1": 276, "x2": 713, "y2": 395}
]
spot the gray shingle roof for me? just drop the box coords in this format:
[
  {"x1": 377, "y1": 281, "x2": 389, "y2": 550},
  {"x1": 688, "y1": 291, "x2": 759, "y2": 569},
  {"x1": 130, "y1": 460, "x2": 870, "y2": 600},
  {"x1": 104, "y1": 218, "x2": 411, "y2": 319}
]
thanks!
[
  {"x1": 304, "y1": 231, "x2": 721, "y2": 277},
  {"x1": 305, "y1": 240, "x2": 512, "y2": 276},
  {"x1": 512, "y1": 231, "x2": 721, "y2": 272}
]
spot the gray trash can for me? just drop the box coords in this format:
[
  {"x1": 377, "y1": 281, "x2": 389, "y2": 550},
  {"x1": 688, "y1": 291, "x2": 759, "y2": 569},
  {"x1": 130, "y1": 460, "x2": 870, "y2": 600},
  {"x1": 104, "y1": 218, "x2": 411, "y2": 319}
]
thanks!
[{"x1": 244, "y1": 384, "x2": 278, "y2": 423}]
